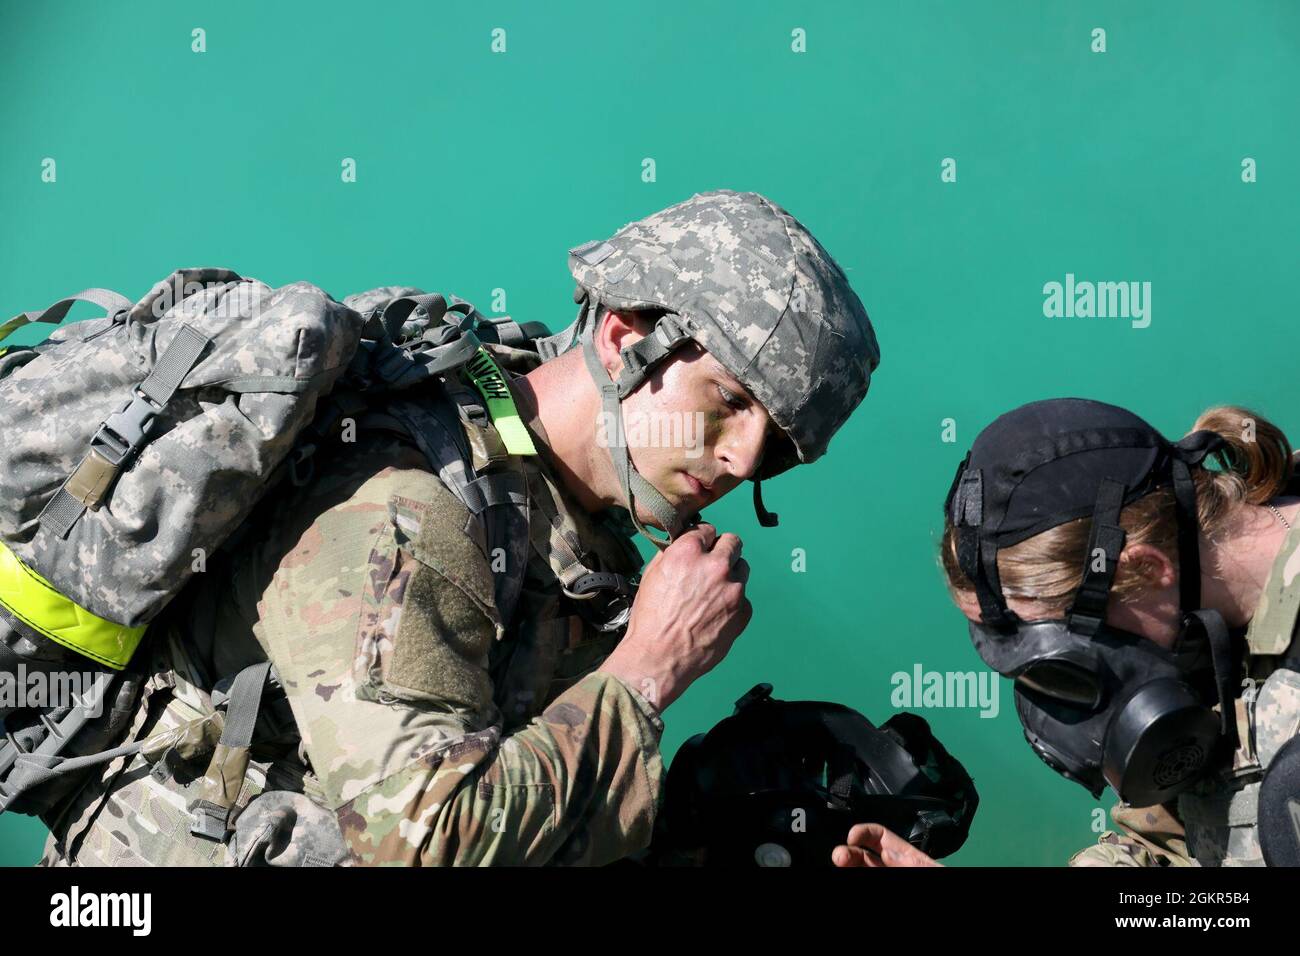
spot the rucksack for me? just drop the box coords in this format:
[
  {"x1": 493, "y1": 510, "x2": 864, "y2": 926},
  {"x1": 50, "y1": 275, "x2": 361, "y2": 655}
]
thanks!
[{"x1": 0, "y1": 267, "x2": 557, "y2": 817}]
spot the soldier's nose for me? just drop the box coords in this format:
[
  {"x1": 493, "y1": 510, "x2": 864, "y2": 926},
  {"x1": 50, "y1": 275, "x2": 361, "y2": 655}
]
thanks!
[{"x1": 717, "y1": 418, "x2": 767, "y2": 482}]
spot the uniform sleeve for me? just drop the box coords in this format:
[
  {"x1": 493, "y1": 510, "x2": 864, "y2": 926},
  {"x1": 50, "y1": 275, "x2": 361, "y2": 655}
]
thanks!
[
  {"x1": 1067, "y1": 803, "x2": 1196, "y2": 867},
  {"x1": 337, "y1": 669, "x2": 665, "y2": 866},
  {"x1": 241, "y1": 442, "x2": 666, "y2": 866}
]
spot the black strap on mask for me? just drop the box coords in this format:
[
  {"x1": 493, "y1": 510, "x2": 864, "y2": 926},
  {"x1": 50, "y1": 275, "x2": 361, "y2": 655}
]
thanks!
[
  {"x1": 1067, "y1": 478, "x2": 1128, "y2": 637},
  {"x1": 1186, "y1": 608, "x2": 1239, "y2": 752},
  {"x1": 947, "y1": 454, "x2": 1018, "y2": 632},
  {"x1": 1169, "y1": 431, "x2": 1226, "y2": 612}
]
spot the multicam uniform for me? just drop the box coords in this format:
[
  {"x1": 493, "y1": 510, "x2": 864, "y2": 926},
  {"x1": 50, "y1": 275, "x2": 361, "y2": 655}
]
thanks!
[
  {"x1": 39, "y1": 382, "x2": 665, "y2": 866},
  {"x1": 1071, "y1": 513, "x2": 1300, "y2": 867}
]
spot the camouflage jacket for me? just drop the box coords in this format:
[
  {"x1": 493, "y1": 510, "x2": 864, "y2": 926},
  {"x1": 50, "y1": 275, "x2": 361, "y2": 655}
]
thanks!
[
  {"x1": 1070, "y1": 508, "x2": 1300, "y2": 867},
  {"x1": 39, "y1": 378, "x2": 666, "y2": 867}
]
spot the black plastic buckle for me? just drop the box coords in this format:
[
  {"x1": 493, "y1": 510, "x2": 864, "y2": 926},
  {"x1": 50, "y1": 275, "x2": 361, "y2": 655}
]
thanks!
[
  {"x1": 91, "y1": 390, "x2": 162, "y2": 466},
  {"x1": 149, "y1": 745, "x2": 188, "y2": 784},
  {"x1": 189, "y1": 800, "x2": 231, "y2": 842}
]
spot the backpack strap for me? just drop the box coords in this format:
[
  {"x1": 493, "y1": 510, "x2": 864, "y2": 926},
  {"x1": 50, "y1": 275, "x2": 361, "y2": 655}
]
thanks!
[
  {"x1": 189, "y1": 660, "x2": 275, "y2": 841},
  {"x1": 521, "y1": 455, "x2": 638, "y2": 633},
  {"x1": 342, "y1": 289, "x2": 617, "y2": 629},
  {"x1": 383, "y1": 386, "x2": 533, "y2": 631},
  {"x1": 0, "y1": 671, "x2": 121, "y2": 812},
  {"x1": 38, "y1": 323, "x2": 212, "y2": 539},
  {"x1": 0, "y1": 288, "x2": 132, "y2": 345}
]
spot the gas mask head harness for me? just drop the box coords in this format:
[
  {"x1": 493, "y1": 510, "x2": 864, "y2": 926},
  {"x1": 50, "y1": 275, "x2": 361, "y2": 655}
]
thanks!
[{"x1": 944, "y1": 398, "x2": 1242, "y2": 806}]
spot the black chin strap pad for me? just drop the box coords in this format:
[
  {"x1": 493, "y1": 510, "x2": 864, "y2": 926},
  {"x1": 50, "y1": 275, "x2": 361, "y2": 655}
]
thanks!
[
  {"x1": 948, "y1": 461, "x2": 1017, "y2": 631},
  {"x1": 1067, "y1": 478, "x2": 1127, "y2": 636}
]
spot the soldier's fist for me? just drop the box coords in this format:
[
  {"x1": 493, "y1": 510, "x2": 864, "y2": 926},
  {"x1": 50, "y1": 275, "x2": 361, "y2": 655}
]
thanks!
[{"x1": 599, "y1": 523, "x2": 751, "y2": 713}]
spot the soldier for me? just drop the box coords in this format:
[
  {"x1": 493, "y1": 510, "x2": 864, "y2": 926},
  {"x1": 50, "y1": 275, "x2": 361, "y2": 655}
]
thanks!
[
  {"x1": 928, "y1": 398, "x2": 1300, "y2": 867},
  {"x1": 37, "y1": 189, "x2": 880, "y2": 866}
]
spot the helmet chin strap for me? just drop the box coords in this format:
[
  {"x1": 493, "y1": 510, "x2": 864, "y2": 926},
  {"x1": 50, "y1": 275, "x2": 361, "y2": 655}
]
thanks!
[{"x1": 578, "y1": 301, "x2": 696, "y2": 551}]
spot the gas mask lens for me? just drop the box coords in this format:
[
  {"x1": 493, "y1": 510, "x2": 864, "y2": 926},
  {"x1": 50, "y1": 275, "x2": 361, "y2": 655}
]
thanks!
[{"x1": 1014, "y1": 658, "x2": 1102, "y2": 709}]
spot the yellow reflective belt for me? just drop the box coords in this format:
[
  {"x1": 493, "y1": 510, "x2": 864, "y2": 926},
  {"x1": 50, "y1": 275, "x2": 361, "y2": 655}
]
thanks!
[
  {"x1": 0, "y1": 540, "x2": 144, "y2": 670},
  {"x1": 463, "y1": 346, "x2": 538, "y2": 457}
]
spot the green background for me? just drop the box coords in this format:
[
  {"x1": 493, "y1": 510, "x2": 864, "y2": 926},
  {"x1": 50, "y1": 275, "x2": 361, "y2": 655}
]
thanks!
[{"x1": 2, "y1": 0, "x2": 1297, "y2": 866}]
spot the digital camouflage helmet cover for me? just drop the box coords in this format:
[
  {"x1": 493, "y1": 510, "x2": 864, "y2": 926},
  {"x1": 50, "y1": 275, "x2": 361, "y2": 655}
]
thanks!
[{"x1": 536, "y1": 189, "x2": 881, "y2": 547}]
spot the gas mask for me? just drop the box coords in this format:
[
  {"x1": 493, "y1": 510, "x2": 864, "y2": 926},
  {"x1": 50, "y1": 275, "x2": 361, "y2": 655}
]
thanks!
[
  {"x1": 945, "y1": 398, "x2": 1242, "y2": 807},
  {"x1": 640, "y1": 683, "x2": 979, "y2": 866}
]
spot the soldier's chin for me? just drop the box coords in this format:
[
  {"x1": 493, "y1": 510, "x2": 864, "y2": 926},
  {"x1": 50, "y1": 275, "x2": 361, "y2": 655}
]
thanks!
[{"x1": 631, "y1": 504, "x2": 668, "y2": 531}]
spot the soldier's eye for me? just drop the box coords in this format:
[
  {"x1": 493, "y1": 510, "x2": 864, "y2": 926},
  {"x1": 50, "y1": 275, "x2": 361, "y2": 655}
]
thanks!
[{"x1": 716, "y1": 384, "x2": 745, "y2": 410}]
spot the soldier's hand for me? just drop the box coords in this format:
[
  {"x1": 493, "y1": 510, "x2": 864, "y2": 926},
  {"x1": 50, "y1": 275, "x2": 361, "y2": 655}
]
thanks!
[
  {"x1": 832, "y1": 823, "x2": 943, "y2": 867},
  {"x1": 600, "y1": 523, "x2": 751, "y2": 714}
]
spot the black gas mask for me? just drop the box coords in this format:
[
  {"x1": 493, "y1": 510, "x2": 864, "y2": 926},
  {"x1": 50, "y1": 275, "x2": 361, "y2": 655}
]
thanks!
[
  {"x1": 637, "y1": 683, "x2": 979, "y2": 866},
  {"x1": 945, "y1": 398, "x2": 1242, "y2": 807}
]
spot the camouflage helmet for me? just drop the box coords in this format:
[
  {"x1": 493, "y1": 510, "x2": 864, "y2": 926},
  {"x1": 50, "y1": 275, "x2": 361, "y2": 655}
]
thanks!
[{"x1": 537, "y1": 189, "x2": 880, "y2": 547}]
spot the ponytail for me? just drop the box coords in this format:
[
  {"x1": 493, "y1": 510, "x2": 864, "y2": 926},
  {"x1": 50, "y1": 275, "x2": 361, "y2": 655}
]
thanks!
[{"x1": 1188, "y1": 407, "x2": 1293, "y2": 531}]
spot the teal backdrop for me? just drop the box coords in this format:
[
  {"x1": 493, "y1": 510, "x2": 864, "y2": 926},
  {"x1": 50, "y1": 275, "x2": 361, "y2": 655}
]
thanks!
[{"x1": 2, "y1": 0, "x2": 1297, "y2": 866}]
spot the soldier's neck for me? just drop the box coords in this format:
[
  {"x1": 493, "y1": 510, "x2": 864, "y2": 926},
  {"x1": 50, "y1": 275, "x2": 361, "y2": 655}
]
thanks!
[
  {"x1": 513, "y1": 351, "x2": 616, "y2": 516},
  {"x1": 1200, "y1": 499, "x2": 1300, "y2": 628}
]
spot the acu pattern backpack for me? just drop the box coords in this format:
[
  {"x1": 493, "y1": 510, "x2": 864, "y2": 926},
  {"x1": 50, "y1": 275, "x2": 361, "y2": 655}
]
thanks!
[{"x1": 0, "y1": 267, "x2": 566, "y2": 829}]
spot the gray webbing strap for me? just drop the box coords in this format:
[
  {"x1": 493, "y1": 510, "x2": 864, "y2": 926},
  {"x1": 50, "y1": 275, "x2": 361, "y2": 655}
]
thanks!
[
  {"x1": 485, "y1": 317, "x2": 526, "y2": 346},
  {"x1": 37, "y1": 490, "x2": 88, "y2": 542},
  {"x1": 463, "y1": 473, "x2": 528, "y2": 515},
  {"x1": 371, "y1": 330, "x2": 483, "y2": 389},
  {"x1": 525, "y1": 465, "x2": 602, "y2": 593},
  {"x1": 138, "y1": 324, "x2": 211, "y2": 407},
  {"x1": 219, "y1": 660, "x2": 273, "y2": 749},
  {"x1": 2, "y1": 738, "x2": 149, "y2": 797},
  {"x1": 187, "y1": 660, "x2": 273, "y2": 841},
  {"x1": 612, "y1": 314, "x2": 692, "y2": 399},
  {"x1": 578, "y1": 310, "x2": 687, "y2": 550},
  {"x1": 422, "y1": 334, "x2": 484, "y2": 376},
  {"x1": 0, "y1": 288, "x2": 132, "y2": 343},
  {"x1": 379, "y1": 293, "x2": 450, "y2": 342}
]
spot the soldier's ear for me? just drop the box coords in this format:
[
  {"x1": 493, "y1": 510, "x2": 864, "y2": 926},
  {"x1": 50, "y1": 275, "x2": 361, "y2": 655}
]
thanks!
[
  {"x1": 1116, "y1": 543, "x2": 1177, "y2": 591},
  {"x1": 594, "y1": 308, "x2": 648, "y2": 379}
]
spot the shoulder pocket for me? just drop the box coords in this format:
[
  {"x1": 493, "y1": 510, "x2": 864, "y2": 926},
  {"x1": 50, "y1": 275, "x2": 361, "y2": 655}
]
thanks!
[
  {"x1": 403, "y1": 492, "x2": 501, "y2": 632},
  {"x1": 353, "y1": 494, "x2": 499, "y2": 713}
]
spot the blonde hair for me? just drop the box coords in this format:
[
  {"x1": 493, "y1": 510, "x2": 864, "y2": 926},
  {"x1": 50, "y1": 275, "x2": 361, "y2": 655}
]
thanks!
[{"x1": 941, "y1": 406, "x2": 1294, "y2": 613}]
